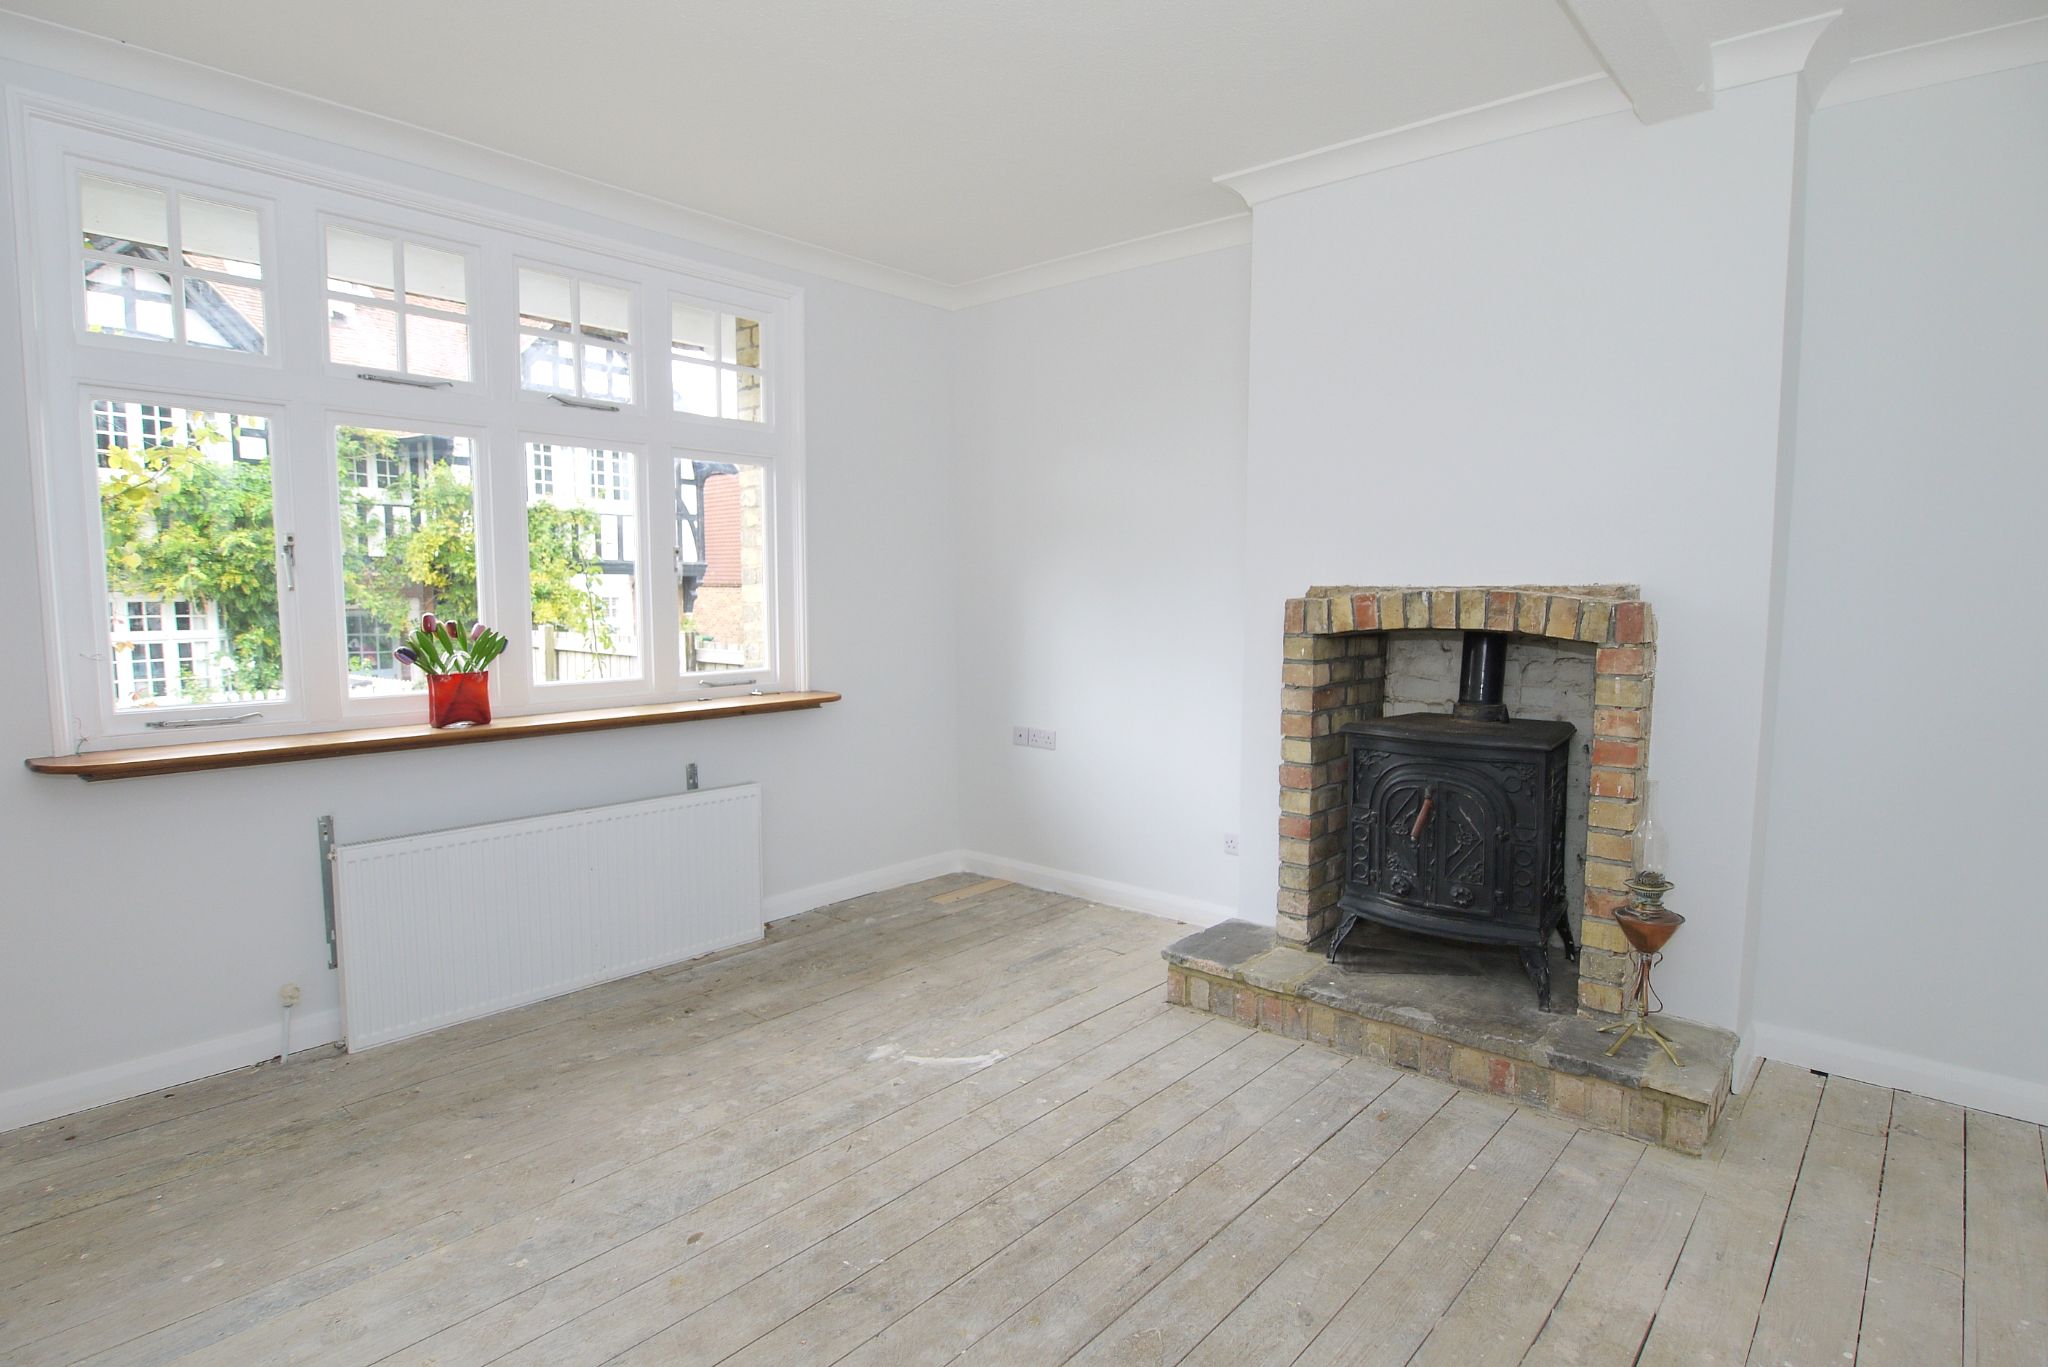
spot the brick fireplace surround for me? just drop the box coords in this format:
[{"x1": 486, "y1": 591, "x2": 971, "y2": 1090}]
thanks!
[
  {"x1": 1161, "y1": 582, "x2": 1734, "y2": 1152},
  {"x1": 1277, "y1": 584, "x2": 1655, "y2": 1017}
]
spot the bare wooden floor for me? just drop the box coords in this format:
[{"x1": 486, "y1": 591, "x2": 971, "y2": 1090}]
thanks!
[{"x1": 2, "y1": 876, "x2": 2043, "y2": 1366}]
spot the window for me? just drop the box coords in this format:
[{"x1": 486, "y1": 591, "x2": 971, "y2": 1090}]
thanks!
[
  {"x1": 671, "y1": 302, "x2": 766, "y2": 422},
  {"x1": 93, "y1": 398, "x2": 285, "y2": 714},
  {"x1": 79, "y1": 172, "x2": 267, "y2": 353},
  {"x1": 527, "y1": 442, "x2": 640, "y2": 683},
  {"x1": 518, "y1": 268, "x2": 634, "y2": 404},
  {"x1": 337, "y1": 426, "x2": 477, "y2": 696},
  {"x1": 677, "y1": 457, "x2": 770, "y2": 673},
  {"x1": 27, "y1": 112, "x2": 800, "y2": 752},
  {"x1": 325, "y1": 225, "x2": 471, "y2": 381}
]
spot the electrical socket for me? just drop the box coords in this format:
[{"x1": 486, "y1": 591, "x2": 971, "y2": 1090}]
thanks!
[
  {"x1": 1027, "y1": 728, "x2": 1057, "y2": 750},
  {"x1": 1011, "y1": 726, "x2": 1031, "y2": 747},
  {"x1": 1223, "y1": 834, "x2": 1239, "y2": 856}
]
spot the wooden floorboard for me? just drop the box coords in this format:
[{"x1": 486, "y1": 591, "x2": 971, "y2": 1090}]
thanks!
[
  {"x1": 1963, "y1": 1108, "x2": 2048, "y2": 1367},
  {"x1": 1745, "y1": 1075, "x2": 1891, "y2": 1367},
  {"x1": 1637, "y1": 1060, "x2": 1825, "y2": 1366},
  {"x1": 1520, "y1": 1146, "x2": 1709, "y2": 1367},
  {"x1": 1406, "y1": 1126, "x2": 1643, "y2": 1367},
  {"x1": 0, "y1": 881, "x2": 2039, "y2": 1366},
  {"x1": 1861, "y1": 1091, "x2": 1965, "y2": 1367}
]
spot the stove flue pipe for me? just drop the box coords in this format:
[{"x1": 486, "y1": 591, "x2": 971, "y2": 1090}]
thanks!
[{"x1": 1453, "y1": 631, "x2": 1510, "y2": 723}]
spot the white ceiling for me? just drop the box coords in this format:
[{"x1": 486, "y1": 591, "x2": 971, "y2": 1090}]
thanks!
[{"x1": 3, "y1": 1, "x2": 2042, "y2": 291}]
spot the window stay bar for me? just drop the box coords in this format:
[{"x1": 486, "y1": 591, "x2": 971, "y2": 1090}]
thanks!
[
  {"x1": 356, "y1": 371, "x2": 454, "y2": 389},
  {"x1": 145, "y1": 712, "x2": 265, "y2": 729},
  {"x1": 549, "y1": 394, "x2": 622, "y2": 412}
]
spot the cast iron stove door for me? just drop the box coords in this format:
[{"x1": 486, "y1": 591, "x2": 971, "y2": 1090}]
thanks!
[{"x1": 1359, "y1": 767, "x2": 1508, "y2": 921}]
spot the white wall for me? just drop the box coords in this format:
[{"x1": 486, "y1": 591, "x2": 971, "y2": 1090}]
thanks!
[
  {"x1": 1238, "y1": 78, "x2": 1809, "y2": 1032},
  {"x1": 0, "y1": 60, "x2": 963, "y2": 1129},
  {"x1": 1750, "y1": 64, "x2": 2048, "y2": 1122},
  {"x1": 950, "y1": 250, "x2": 1250, "y2": 921}
]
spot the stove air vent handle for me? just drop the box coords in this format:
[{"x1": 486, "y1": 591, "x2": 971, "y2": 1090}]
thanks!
[{"x1": 1411, "y1": 791, "x2": 1435, "y2": 841}]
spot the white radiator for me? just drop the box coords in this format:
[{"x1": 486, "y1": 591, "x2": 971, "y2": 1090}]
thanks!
[{"x1": 331, "y1": 785, "x2": 762, "y2": 1051}]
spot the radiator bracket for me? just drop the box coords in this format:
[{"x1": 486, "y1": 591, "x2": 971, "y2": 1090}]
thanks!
[{"x1": 318, "y1": 814, "x2": 338, "y2": 969}]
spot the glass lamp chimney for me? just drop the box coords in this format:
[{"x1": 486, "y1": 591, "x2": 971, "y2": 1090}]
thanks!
[{"x1": 1634, "y1": 779, "x2": 1668, "y2": 883}]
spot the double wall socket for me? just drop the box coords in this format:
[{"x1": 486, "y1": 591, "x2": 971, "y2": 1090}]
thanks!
[{"x1": 1011, "y1": 726, "x2": 1057, "y2": 751}]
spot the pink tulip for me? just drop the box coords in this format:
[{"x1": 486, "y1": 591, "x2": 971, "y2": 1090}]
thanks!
[
  {"x1": 471, "y1": 622, "x2": 487, "y2": 641},
  {"x1": 421, "y1": 612, "x2": 438, "y2": 633}
]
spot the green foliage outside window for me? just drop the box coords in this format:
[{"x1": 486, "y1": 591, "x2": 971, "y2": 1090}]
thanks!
[
  {"x1": 99, "y1": 428, "x2": 283, "y2": 694},
  {"x1": 99, "y1": 420, "x2": 615, "y2": 698}
]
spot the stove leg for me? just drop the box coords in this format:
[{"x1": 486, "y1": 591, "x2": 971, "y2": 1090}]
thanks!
[
  {"x1": 1555, "y1": 915, "x2": 1578, "y2": 963},
  {"x1": 1519, "y1": 946, "x2": 1552, "y2": 1010},
  {"x1": 1326, "y1": 913, "x2": 1365, "y2": 963}
]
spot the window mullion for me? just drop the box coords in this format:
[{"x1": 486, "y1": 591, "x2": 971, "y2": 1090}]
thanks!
[
  {"x1": 645, "y1": 419, "x2": 682, "y2": 692},
  {"x1": 281, "y1": 400, "x2": 347, "y2": 724},
  {"x1": 478, "y1": 237, "x2": 537, "y2": 712},
  {"x1": 274, "y1": 182, "x2": 347, "y2": 728},
  {"x1": 165, "y1": 191, "x2": 187, "y2": 347}
]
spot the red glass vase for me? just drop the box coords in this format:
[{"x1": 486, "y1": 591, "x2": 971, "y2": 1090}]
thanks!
[{"x1": 427, "y1": 671, "x2": 491, "y2": 729}]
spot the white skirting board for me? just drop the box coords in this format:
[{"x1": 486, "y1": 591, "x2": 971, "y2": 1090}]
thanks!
[
  {"x1": 333, "y1": 785, "x2": 763, "y2": 1051},
  {"x1": 957, "y1": 851, "x2": 1239, "y2": 929},
  {"x1": 761, "y1": 851, "x2": 972, "y2": 921},
  {"x1": 760, "y1": 849, "x2": 1237, "y2": 929},
  {"x1": 1752, "y1": 1021, "x2": 2048, "y2": 1126},
  {"x1": 0, "y1": 1009, "x2": 341, "y2": 1135}
]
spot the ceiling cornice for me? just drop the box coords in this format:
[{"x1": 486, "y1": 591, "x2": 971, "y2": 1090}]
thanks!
[
  {"x1": 1817, "y1": 16, "x2": 2048, "y2": 108},
  {"x1": 1711, "y1": 11, "x2": 1841, "y2": 91},
  {"x1": 1217, "y1": 12, "x2": 1842, "y2": 209},
  {"x1": 1213, "y1": 75, "x2": 1630, "y2": 209}
]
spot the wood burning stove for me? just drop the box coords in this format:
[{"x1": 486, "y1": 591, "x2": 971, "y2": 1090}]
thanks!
[{"x1": 1328, "y1": 631, "x2": 1577, "y2": 1007}]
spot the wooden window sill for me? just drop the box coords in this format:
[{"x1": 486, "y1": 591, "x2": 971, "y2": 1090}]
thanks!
[{"x1": 24, "y1": 691, "x2": 842, "y2": 781}]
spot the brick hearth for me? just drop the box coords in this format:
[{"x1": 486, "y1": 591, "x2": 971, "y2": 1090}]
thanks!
[{"x1": 1163, "y1": 920, "x2": 1735, "y2": 1154}]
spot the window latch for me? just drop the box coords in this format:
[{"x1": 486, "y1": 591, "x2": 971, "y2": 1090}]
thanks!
[
  {"x1": 146, "y1": 712, "x2": 264, "y2": 729},
  {"x1": 356, "y1": 371, "x2": 454, "y2": 389},
  {"x1": 281, "y1": 533, "x2": 297, "y2": 591},
  {"x1": 549, "y1": 394, "x2": 622, "y2": 413}
]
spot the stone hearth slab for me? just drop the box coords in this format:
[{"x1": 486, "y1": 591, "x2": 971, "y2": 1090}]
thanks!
[{"x1": 1164, "y1": 920, "x2": 1737, "y2": 1154}]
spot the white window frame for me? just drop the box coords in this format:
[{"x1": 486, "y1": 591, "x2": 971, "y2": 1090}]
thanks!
[
  {"x1": 501, "y1": 432, "x2": 656, "y2": 705},
  {"x1": 675, "y1": 450, "x2": 779, "y2": 682},
  {"x1": 71, "y1": 156, "x2": 279, "y2": 367},
  {"x1": 514, "y1": 257, "x2": 641, "y2": 411},
  {"x1": 322, "y1": 410, "x2": 498, "y2": 724},
  {"x1": 319, "y1": 214, "x2": 483, "y2": 389},
  {"x1": 668, "y1": 291, "x2": 772, "y2": 428},
  {"x1": 14, "y1": 97, "x2": 807, "y2": 755},
  {"x1": 60, "y1": 384, "x2": 310, "y2": 743}
]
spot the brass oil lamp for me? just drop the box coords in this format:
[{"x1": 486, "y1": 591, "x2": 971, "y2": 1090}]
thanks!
[{"x1": 1599, "y1": 781, "x2": 1684, "y2": 1064}]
